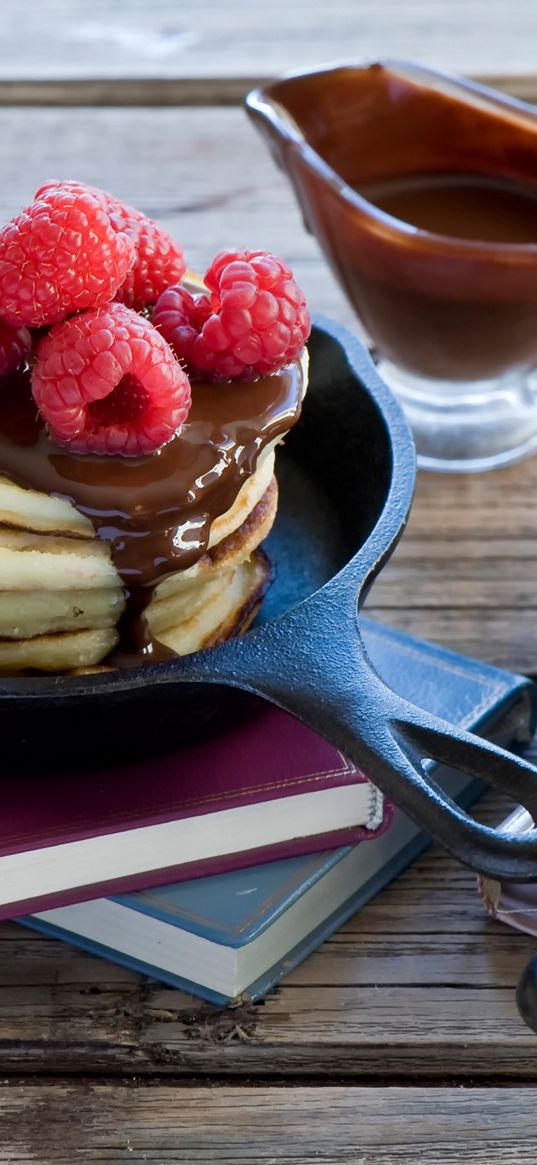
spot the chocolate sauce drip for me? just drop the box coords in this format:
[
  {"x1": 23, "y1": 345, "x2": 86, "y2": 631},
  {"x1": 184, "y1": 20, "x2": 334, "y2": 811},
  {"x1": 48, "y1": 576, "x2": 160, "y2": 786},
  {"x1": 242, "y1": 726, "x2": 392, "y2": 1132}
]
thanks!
[
  {"x1": 111, "y1": 588, "x2": 179, "y2": 668},
  {"x1": 0, "y1": 364, "x2": 303, "y2": 663}
]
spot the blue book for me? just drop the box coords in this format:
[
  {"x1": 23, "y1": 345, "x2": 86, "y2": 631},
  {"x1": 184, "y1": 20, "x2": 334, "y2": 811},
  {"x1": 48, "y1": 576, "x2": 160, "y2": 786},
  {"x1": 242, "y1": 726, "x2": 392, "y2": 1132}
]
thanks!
[{"x1": 21, "y1": 619, "x2": 536, "y2": 1005}]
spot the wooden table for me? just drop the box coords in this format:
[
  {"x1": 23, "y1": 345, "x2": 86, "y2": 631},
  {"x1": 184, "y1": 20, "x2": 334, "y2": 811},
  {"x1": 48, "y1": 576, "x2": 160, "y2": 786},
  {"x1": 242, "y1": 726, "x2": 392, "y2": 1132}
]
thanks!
[{"x1": 3, "y1": 5, "x2": 537, "y2": 1161}]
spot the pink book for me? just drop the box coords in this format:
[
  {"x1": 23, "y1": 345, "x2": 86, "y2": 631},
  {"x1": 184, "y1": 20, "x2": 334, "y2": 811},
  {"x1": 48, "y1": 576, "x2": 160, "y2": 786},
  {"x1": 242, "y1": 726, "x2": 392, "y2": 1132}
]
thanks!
[{"x1": 0, "y1": 703, "x2": 386, "y2": 920}]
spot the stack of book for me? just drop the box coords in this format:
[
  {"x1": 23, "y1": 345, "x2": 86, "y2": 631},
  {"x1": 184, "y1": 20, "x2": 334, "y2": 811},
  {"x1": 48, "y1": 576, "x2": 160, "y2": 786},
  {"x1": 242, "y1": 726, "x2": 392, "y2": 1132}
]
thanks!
[{"x1": 4, "y1": 618, "x2": 535, "y2": 1005}]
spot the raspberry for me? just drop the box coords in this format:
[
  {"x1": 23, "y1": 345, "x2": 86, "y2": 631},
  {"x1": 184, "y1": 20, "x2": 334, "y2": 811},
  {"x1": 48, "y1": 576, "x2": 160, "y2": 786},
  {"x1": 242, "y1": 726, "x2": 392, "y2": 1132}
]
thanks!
[
  {"x1": 37, "y1": 180, "x2": 186, "y2": 310},
  {"x1": 0, "y1": 185, "x2": 134, "y2": 327},
  {"x1": 109, "y1": 200, "x2": 186, "y2": 310},
  {"x1": 31, "y1": 303, "x2": 191, "y2": 456},
  {"x1": 152, "y1": 249, "x2": 311, "y2": 379},
  {"x1": 0, "y1": 320, "x2": 32, "y2": 377},
  {"x1": 151, "y1": 284, "x2": 212, "y2": 372}
]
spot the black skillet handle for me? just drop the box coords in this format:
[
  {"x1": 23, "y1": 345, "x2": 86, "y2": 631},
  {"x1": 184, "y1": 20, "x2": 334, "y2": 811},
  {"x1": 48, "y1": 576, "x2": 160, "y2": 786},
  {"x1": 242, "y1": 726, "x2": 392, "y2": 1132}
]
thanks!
[
  {"x1": 357, "y1": 691, "x2": 537, "y2": 880},
  {"x1": 176, "y1": 581, "x2": 537, "y2": 881},
  {"x1": 293, "y1": 675, "x2": 537, "y2": 882},
  {"x1": 517, "y1": 953, "x2": 537, "y2": 1033}
]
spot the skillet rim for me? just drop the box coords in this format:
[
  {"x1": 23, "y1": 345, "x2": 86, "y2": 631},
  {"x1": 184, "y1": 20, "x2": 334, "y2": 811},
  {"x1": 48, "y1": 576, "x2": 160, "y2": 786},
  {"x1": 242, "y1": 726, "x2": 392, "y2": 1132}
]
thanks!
[{"x1": 0, "y1": 315, "x2": 416, "y2": 700}]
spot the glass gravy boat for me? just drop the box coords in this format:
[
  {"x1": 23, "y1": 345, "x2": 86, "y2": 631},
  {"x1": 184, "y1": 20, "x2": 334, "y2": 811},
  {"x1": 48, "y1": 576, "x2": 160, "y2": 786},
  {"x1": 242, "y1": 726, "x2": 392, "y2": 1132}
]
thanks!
[{"x1": 246, "y1": 62, "x2": 537, "y2": 471}]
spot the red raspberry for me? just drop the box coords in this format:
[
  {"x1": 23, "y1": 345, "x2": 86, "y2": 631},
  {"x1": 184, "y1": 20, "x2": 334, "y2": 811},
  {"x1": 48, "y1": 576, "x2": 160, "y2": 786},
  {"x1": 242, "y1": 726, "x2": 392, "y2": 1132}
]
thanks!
[
  {"x1": 31, "y1": 303, "x2": 191, "y2": 456},
  {"x1": 108, "y1": 200, "x2": 186, "y2": 311},
  {"x1": 0, "y1": 320, "x2": 32, "y2": 377},
  {"x1": 0, "y1": 185, "x2": 134, "y2": 328},
  {"x1": 151, "y1": 284, "x2": 212, "y2": 373},
  {"x1": 152, "y1": 249, "x2": 311, "y2": 379},
  {"x1": 37, "y1": 180, "x2": 186, "y2": 311}
]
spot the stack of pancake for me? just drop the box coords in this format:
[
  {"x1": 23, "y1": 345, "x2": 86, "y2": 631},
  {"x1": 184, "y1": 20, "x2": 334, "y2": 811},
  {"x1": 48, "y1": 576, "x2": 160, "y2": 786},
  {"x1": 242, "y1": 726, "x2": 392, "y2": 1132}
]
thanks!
[{"x1": 0, "y1": 393, "x2": 302, "y2": 675}]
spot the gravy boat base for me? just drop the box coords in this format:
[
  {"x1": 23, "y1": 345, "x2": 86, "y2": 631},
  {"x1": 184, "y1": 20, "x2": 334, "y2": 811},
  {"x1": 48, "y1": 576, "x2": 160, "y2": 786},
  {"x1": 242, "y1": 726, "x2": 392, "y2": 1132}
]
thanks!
[{"x1": 377, "y1": 358, "x2": 537, "y2": 473}]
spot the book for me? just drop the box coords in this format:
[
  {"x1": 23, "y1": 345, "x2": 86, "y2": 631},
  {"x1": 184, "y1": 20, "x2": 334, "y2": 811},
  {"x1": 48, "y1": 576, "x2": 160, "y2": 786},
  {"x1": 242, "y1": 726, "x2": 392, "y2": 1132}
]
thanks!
[
  {"x1": 0, "y1": 707, "x2": 387, "y2": 921},
  {"x1": 22, "y1": 619, "x2": 537, "y2": 1004},
  {"x1": 479, "y1": 806, "x2": 537, "y2": 936}
]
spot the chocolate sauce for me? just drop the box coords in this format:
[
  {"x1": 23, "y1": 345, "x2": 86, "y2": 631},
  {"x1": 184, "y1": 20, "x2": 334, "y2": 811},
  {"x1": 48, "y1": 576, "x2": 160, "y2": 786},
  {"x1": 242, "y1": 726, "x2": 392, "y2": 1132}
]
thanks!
[
  {"x1": 359, "y1": 172, "x2": 537, "y2": 244},
  {"x1": 0, "y1": 363, "x2": 303, "y2": 661}
]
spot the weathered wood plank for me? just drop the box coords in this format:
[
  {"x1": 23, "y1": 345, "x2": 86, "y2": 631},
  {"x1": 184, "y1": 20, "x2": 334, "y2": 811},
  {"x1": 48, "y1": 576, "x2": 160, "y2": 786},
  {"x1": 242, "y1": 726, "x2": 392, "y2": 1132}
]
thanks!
[
  {"x1": 4, "y1": 0, "x2": 537, "y2": 105},
  {"x1": 1, "y1": 1083, "x2": 537, "y2": 1163}
]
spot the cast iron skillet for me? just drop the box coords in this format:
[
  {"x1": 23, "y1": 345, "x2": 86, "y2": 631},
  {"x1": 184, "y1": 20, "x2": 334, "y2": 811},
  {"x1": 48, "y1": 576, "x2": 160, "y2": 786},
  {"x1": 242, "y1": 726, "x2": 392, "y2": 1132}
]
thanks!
[{"x1": 4, "y1": 317, "x2": 537, "y2": 881}]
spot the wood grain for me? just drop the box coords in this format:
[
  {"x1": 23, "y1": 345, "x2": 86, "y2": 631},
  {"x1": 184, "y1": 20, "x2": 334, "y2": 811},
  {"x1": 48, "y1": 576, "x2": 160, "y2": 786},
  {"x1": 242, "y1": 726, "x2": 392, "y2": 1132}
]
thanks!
[{"x1": 1, "y1": 1083, "x2": 537, "y2": 1163}]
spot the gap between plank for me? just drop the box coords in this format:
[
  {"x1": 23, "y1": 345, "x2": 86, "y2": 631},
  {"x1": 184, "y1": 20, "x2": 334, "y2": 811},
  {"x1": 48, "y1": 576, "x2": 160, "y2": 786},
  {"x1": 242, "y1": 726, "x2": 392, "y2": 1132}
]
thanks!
[{"x1": 0, "y1": 73, "x2": 534, "y2": 106}]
